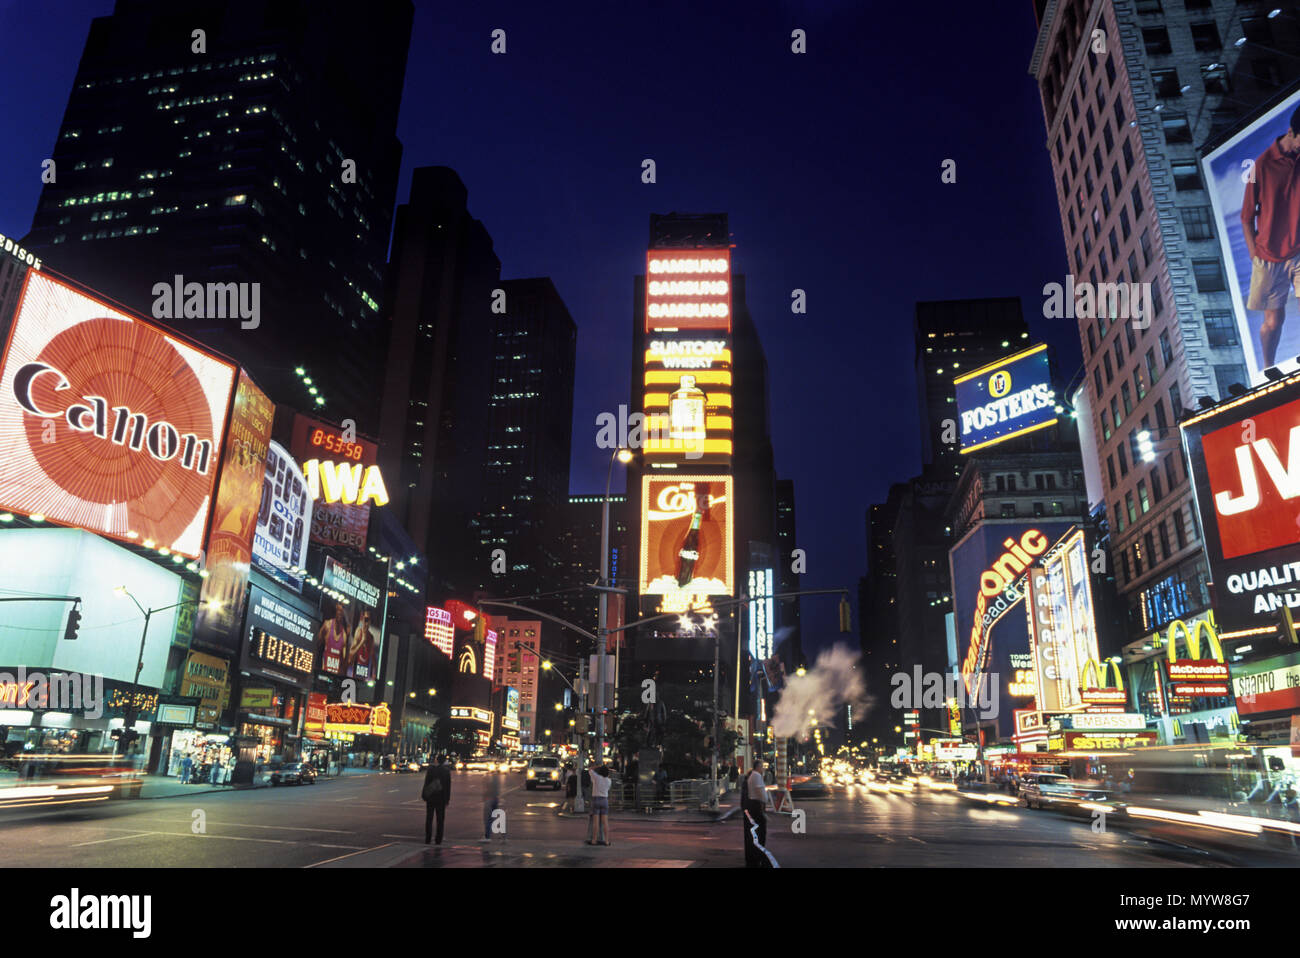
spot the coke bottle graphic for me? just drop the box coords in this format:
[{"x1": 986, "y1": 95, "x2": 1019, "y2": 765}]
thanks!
[{"x1": 676, "y1": 490, "x2": 709, "y2": 587}]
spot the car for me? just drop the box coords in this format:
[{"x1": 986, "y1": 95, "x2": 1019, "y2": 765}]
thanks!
[
  {"x1": 507, "y1": 757, "x2": 528, "y2": 773},
  {"x1": 788, "y1": 774, "x2": 831, "y2": 799},
  {"x1": 1020, "y1": 773, "x2": 1105, "y2": 809},
  {"x1": 526, "y1": 756, "x2": 563, "y2": 790},
  {"x1": 271, "y1": 762, "x2": 316, "y2": 786}
]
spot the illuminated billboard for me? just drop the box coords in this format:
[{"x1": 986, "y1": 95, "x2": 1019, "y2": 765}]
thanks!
[
  {"x1": 640, "y1": 475, "x2": 734, "y2": 609},
  {"x1": 244, "y1": 585, "x2": 317, "y2": 689},
  {"x1": 1201, "y1": 83, "x2": 1300, "y2": 383},
  {"x1": 290, "y1": 413, "x2": 385, "y2": 551},
  {"x1": 193, "y1": 371, "x2": 274, "y2": 653},
  {"x1": 425, "y1": 606, "x2": 454, "y2": 657},
  {"x1": 748, "y1": 567, "x2": 774, "y2": 660},
  {"x1": 642, "y1": 337, "x2": 733, "y2": 462},
  {"x1": 251, "y1": 440, "x2": 311, "y2": 592},
  {"x1": 504, "y1": 686, "x2": 520, "y2": 732},
  {"x1": 320, "y1": 556, "x2": 383, "y2": 682},
  {"x1": 645, "y1": 249, "x2": 731, "y2": 332},
  {"x1": 1181, "y1": 377, "x2": 1300, "y2": 635},
  {"x1": 954, "y1": 344, "x2": 1057, "y2": 454},
  {"x1": 0, "y1": 269, "x2": 236, "y2": 558}
]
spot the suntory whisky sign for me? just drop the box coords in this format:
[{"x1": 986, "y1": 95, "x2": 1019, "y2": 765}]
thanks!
[
  {"x1": 642, "y1": 336, "x2": 733, "y2": 463},
  {"x1": 640, "y1": 475, "x2": 734, "y2": 604},
  {"x1": 0, "y1": 269, "x2": 235, "y2": 558},
  {"x1": 645, "y1": 249, "x2": 731, "y2": 333}
]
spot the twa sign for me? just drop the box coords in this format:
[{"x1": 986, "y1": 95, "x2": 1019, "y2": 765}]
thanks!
[
  {"x1": 0, "y1": 270, "x2": 234, "y2": 558},
  {"x1": 1203, "y1": 396, "x2": 1300, "y2": 559}
]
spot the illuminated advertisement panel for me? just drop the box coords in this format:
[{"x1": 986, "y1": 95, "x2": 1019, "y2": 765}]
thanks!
[
  {"x1": 639, "y1": 475, "x2": 734, "y2": 608},
  {"x1": 244, "y1": 584, "x2": 317, "y2": 689},
  {"x1": 645, "y1": 249, "x2": 731, "y2": 332},
  {"x1": 1045, "y1": 529, "x2": 1098, "y2": 709},
  {"x1": 0, "y1": 269, "x2": 235, "y2": 558},
  {"x1": 1201, "y1": 82, "x2": 1300, "y2": 383},
  {"x1": 748, "y1": 567, "x2": 774, "y2": 660},
  {"x1": 251, "y1": 440, "x2": 311, "y2": 592},
  {"x1": 484, "y1": 628, "x2": 498, "y2": 684},
  {"x1": 321, "y1": 556, "x2": 383, "y2": 682},
  {"x1": 425, "y1": 606, "x2": 454, "y2": 657},
  {"x1": 323, "y1": 701, "x2": 391, "y2": 736},
  {"x1": 290, "y1": 413, "x2": 385, "y2": 551},
  {"x1": 304, "y1": 691, "x2": 327, "y2": 734},
  {"x1": 954, "y1": 344, "x2": 1057, "y2": 454},
  {"x1": 504, "y1": 687, "x2": 520, "y2": 731},
  {"x1": 642, "y1": 337, "x2": 732, "y2": 462},
  {"x1": 951, "y1": 520, "x2": 1075, "y2": 739},
  {"x1": 1181, "y1": 377, "x2": 1300, "y2": 634},
  {"x1": 193, "y1": 370, "x2": 273, "y2": 653}
]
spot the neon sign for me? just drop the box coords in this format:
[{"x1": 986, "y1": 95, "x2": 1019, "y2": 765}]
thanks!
[{"x1": 303, "y1": 459, "x2": 389, "y2": 506}]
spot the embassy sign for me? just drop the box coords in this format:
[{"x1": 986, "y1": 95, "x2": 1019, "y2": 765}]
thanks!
[
  {"x1": 1181, "y1": 375, "x2": 1300, "y2": 635},
  {"x1": 954, "y1": 343, "x2": 1058, "y2": 454},
  {"x1": 0, "y1": 270, "x2": 235, "y2": 558}
]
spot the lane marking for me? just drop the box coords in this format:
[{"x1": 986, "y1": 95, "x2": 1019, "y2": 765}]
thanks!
[
  {"x1": 71, "y1": 832, "x2": 154, "y2": 847},
  {"x1": 305, "y1": 842, "x2": 395, "y2": 868}
]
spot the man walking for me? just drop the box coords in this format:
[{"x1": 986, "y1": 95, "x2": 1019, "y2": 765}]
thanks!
[
  {"x1": 422, "y1": 754, "x2": 452, "y2": 845},
  {"x1": 743, "y1": 758, "x2": 769, "y2": 867},
  {"x1": 1241, "y1": 104, "x2": 1300, "y2": 369}
]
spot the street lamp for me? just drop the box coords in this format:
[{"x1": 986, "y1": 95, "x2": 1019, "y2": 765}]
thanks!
[
  {"x1": 114, "y1": 585, "x2": 207, "y2": 752},
  {"x1": 596, "y1": 446, "x2": 635, "y2": 764}
]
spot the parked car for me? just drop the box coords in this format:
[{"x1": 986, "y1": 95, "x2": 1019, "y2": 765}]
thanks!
[
  {"x1": 526, "y1": 756, "x2": 563, "y2": 790},
  {"x1": 271, "y1": 762, "x2": 316, "y2": 786}
]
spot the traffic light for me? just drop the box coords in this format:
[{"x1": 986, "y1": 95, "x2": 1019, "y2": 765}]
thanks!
[
  {"x1": 63, "y1": 604, "x2": 81, "y2": 641},
  {"x1": 838, "y1": 596, "x2": 852, "y2": 633},
  {"x1": 473, "y1": 614, "x2": 487, "y2": 645}
]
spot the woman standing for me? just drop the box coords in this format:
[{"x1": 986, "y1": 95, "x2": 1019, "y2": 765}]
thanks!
[{"x1": 586, "y1": 764, "x2": 613, "y2": 846}]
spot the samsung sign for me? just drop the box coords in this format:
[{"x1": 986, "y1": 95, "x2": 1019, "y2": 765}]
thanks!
[{"x1": 954, "y1": 344, "x2": 1057, "y2": 454}]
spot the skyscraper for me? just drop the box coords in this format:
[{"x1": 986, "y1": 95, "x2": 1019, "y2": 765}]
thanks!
[
  {"x1": 1028, "y1": 0, "x2": 1299, "y2": 645},
  {"x1": 377, "y1": 166, "x2": 500, "y2": 590},
  {"x1": 774, "y1": 478, "x2": 803, "y2": 672},
  {"x1": 23, "y1": 0, "x2": 414, "y2": 429}
]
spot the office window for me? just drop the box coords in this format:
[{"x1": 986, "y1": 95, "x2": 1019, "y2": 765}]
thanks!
[
  {"x1": 1094, "y1": 365, "x2": 1104, "y2": 399},
  {"x1": 1172, "y1": 162, "x2": 1203, "y2": 191},
  {"x1": 1160, "y1": 329, "x2": 1174, "y2": 367},
  {"x1": 1173, "y1": 509, "x2": 1186, "y2": 549},
  {"x1": 1131, "y1": 184, "x2": 1145, "y2": 217},
  {"x1": 1181, "y1": 206, "x2": 1214, "y2": 240},
  {"x1": 1114, "y1": 338, "x2": 1125, "y2": 368},
  {"x1": 1104, "y1": 353, "x2": 1115, "y2": 384},
  {"x1": 1139, "y1": 479, "x2": 1150, "y2": 514},
  {"x1": 1069, "y1": 207, "x2": 1077, "y2": 234},
  {"x1": 1122, "y1": 381, "x2": 1134, "y2": 415},
  {"x1": 1109, "y1": 228, "x2": 1120, "y2": 261},
  {"x1": 1115, "y1": 97, "x2": 1127, "y2": 128},
  {"x1": 1106, "y1": 59, "x2": 1117, "y2": 86},
  {"x1": 1151, "y1": 468, "x2": 1163, "y2": 504},
  {"x1": 1112, "y1": 395, "x2": 1123, "y2": 428},
  {"x1": 1170, "y1": 381, "x2": 1183, "y2": 420},
  {"x1": 1111, "y1": 163, "x2": 1124, "y2": 196},
  {"x1": 1154, "y1": 397, "x2": 1168, "y2": 430},
  {"x1": 1134, "y1": 367, "x2": 1147, "y2": 400},
  {"x1": 1120, "y1": 206, "x2": 1131, "y2": 240},
  {"x1": 1127, "y1": 491, "x2": 1138, "y2": 524},
  {"x1": 1103, "y1": 121, "x2": 1114, "y2": 152},
  {"x1": 1152, "y1": 69, "x2": 1181, "y2": 98},
  {"x1": 1161, "y1": 111, "x2": 1191, "y2": 142},
  {"x1": 1108, "y1": 455, "x2": 1118, "y2": 486},
  {"x1": 1088, "y1": 325, "x2": 1098, "y2": 355},
  {"x1": 1128, "y1": 251, "x2": 1141, "y2": 282},
  {"x1": 1102, "y1": 409, "x2": 1113, "y2": 441},
  {"x1": 1144, "y1": 27, "x2": 1173, "y2": 54},
  {"x1": 1115, "y1": 502, "x2": 1127, "y2": 535},
  {"x1": 1099, "y1": 248, "x2": 1110, "y2": 276},
  {"x1": 1119, "y1": 442, "x2": 1129, "y2": 476},
  {"x1": 1140, "y1": 229, "x2": 1153, "y2": 267},
  {"x1": 1158, "y1": 520, "x2": 1171, "y2": 558},
  {"x1": 1214, "y1": 363, "x2": 1248, "y2": 395},
  {"x1": 1033, "y1": 501, "x2": 1045, "y2": 517},
  {"x1": 1122, "y1": 139, "x2": 1135, "y2": 174},
  {"x1": 1190, "y1": 21, "x2": 1221, "y2": 51},
  {"x1": 1120, "y1": 549, "x2": 1131, "y2": 582},
  {"x1": 1202, "y1": 63, "x2": 1229, "y2": 96},
  {"x1": 1101, "y1": 185, "x2": 1112, "y2": 217},
  {"x1": 1001, "y1": 503, "x2": 1017, "y2": 518},
  {"x1": 1165, "y1": 451, "x2": 1179, "y2": 490},
  {"x1": 1203, "y1": 310, "x2": 1239, "y2": 347},
  {"x1": 1192, "y1": 259, "x2": 1225, "y2": 291}
]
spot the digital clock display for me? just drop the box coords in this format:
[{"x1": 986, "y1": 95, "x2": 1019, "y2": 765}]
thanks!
[
  {"x1": 251, "y1": 628, "x2": 314, "y2": 675},
  {"x1": 310, "y1": 428, "x2": 364, "y2": 462}
]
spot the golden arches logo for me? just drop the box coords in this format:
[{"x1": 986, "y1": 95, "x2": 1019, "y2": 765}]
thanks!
[
  {"x1": 989, "y1": 370, "x2": 1012, "y2": 398},
  {"x1": 1080, "y1": 659, "x2": 1124, "y2": 691},
  {"x1": 1163, "y1": 615, "x2": 1224, "y2": 664}
]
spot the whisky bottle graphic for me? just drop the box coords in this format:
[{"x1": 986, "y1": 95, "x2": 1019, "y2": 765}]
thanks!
[
  {"x1": 676, "y1": 491, "x2": 708, "y2": 587},
  {"x1": 669, "y1": 375, "x2": 707, "y2": 444}
]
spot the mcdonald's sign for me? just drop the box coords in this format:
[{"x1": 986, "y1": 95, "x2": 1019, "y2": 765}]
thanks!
[
  {"x1": 1080, "y1": 658, "x2": 1126, "y2": 706},
  {"x1": 1161, "y1": 615, "x2": 1230, "y2": 697}
]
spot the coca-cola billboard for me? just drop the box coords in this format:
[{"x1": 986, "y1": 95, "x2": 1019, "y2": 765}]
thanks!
[
  {"x1": 639, "y1": 475, "x2": 734, "y2": 604},
  {"x1": 0, "y1": 269, "x2": 235, "y2": 558},
  {"x1": 1183, "y1": 377, "x2": 1300, "y2": 634}
]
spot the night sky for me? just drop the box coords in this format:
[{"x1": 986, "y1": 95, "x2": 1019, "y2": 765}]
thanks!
[{"x1": 0, "y1": 1, "x2": 1082, "y2": 663}]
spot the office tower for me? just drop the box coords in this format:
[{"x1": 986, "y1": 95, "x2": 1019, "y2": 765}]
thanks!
[
  {"x1": 469, "y1": 277, "x2": 577, "y2": 599},
  {"x1": 377, "y1": 166, "x2": 501, "y2": 589},
  {"x1": 556, "y1": 494, "x2": 632, "y2": 660},
  {"x1": 489, "y1": 617, "x2": 543, "y2": 744},
  {"x1": 774, "y1": 478, "x2": 804, "y2": 672},
  {"x1": 23, "y1": 0, "x2": 414, "y2": 429},
  {"x1": 1028, "y1": 0, "x2": 1300, "y2": 644}
]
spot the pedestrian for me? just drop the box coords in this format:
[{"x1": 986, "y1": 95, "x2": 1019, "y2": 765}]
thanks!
[
  {"x1": 561, "y1": 763, "x2": 577, "y2": 814},
  {"x1": 586, "y1": 763, "x2": 613, "y2": 846},
  {"x1": 179, "y1": 752, "x2": 192, "y2": 785},
  {"x1": 422, "y1": 754, "x2": 452, "y2": 845},
  {"x1": 743, "y1": 759, "x2": 769, "y2": 867}
]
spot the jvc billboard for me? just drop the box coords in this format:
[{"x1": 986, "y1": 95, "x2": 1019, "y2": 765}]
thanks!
[{"x1": 954, "y1": 344, "x2": 1057, "y2": 454}]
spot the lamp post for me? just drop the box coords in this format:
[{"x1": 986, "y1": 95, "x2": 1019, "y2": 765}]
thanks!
[
  {"x1": 596, "y1": 447, "x2": 634, "y2": 765},
  {"x1": 113, "y1": 586, "x2": 207, "y2": 755}
]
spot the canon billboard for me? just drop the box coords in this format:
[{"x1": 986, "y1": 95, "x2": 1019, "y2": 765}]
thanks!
[
  {"x1": 0, "y1": 270, "x2": 235, "y2": 558},
  {"x1": 1183, "y1": 375, "x2": 1300, "y2": 636}
]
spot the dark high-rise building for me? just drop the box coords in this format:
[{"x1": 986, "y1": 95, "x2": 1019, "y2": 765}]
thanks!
[
  {"x1": 23, "y1": 0, "x2": 414, "y2": 429},
  {"x1": 468, "y1": 277, "x2": 577, "y2": 598},
  {"x1": 774, "y1": 478, "x2": 803, "y2": 672},
  {"x1": 861, "y1": 484, "x2": 905, "y2": 737},
  {"x1": 377, "y1": 167, "x2": 501, "y2": 591},
  {"x1": 555, "y1": 494, "x2": 632, "y2": 661}
]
